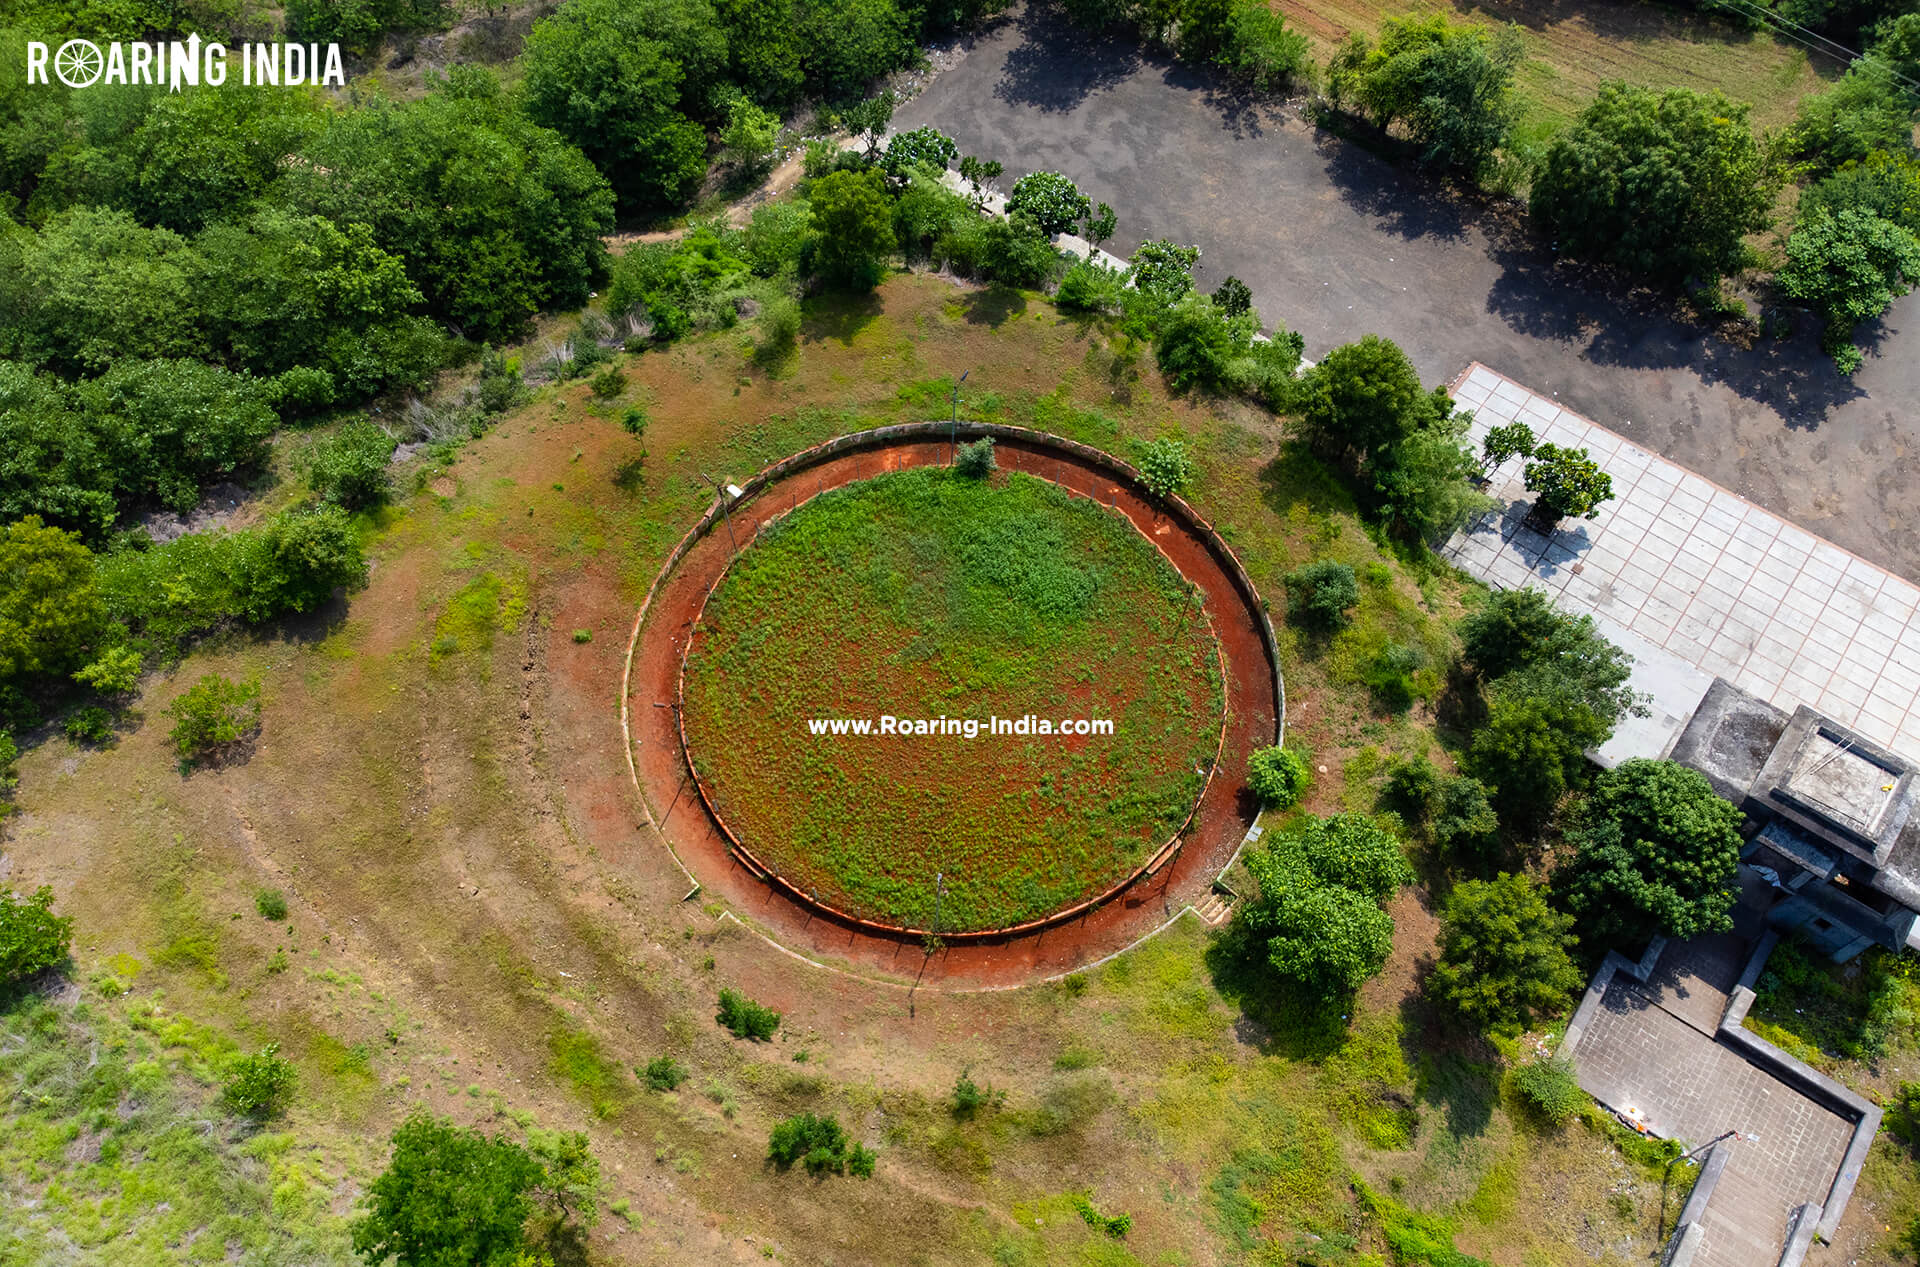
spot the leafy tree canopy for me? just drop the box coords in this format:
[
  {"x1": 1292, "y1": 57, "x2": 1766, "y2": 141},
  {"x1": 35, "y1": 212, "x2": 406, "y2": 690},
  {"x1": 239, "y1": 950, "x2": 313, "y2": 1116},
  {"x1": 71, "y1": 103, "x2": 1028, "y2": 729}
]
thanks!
[
  {"x1": 1780, "y1": 206, "x2": 1920, "y2": 372},
  {"x1": 809, "y1": 169, "x2": 897, "y2": 292},
  {"x1": 0, "y1": 516, "x2": 102, "y2": 688},
  {"x1": 1428, "y1": 873, "x2": 1583, "y2": 1030},
  {"x1": 1530, "y1": 81, "x2": 1771, "y2": 283},
  {"x1": 1332, "y1": 15, "x2": 1524, "y2": 175},
  {"x1": 351, "y1": 1114, "x2": 548, "y2": 1267}
]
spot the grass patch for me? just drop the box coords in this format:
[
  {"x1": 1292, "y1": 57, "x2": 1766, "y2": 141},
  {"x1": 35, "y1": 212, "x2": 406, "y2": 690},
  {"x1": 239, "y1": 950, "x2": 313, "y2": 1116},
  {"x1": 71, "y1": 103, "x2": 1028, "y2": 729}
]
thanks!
[
  {"x1": 548, "y1": 1025, "x2": 626, "y2": 1116},
  {"x1": 682, "y1": 465, "x2": 1223, "y2": 930}
]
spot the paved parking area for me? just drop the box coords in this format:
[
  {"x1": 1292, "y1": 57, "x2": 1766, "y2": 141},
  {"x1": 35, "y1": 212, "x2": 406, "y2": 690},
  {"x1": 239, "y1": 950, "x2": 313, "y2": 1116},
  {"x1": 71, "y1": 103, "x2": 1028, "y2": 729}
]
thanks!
[{"x1": 1444, "y1": 364, "x2": 1920, "y2": 763}]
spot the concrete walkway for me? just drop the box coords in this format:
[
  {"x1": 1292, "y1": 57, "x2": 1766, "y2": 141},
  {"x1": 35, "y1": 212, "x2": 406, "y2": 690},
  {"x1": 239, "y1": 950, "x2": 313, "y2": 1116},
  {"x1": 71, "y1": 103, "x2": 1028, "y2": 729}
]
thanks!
[{"x1": 1444, "y1": 363, "x2": 1920, "y2": 766}]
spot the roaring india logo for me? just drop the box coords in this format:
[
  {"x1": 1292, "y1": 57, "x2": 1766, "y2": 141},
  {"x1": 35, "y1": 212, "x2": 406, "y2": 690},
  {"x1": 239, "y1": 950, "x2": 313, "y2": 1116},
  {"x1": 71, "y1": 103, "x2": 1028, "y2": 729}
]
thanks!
[{"x1": 26, "y1": 36, "x2": 346, "y2": 90}]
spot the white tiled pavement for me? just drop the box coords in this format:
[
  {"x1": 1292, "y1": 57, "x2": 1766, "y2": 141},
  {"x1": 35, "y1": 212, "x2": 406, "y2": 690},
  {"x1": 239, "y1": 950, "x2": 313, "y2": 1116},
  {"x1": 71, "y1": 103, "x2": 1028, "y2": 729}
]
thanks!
[{"x1": 1444, "y1": 362, "x2": 1920, "y2": 765}]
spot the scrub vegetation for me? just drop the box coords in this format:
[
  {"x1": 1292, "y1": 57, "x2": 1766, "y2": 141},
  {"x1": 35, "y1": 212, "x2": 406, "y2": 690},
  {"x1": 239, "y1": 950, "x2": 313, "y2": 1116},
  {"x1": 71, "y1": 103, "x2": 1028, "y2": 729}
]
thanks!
[{"x1": 682, "y1": 465, "x2": 1223, "y2": 930}]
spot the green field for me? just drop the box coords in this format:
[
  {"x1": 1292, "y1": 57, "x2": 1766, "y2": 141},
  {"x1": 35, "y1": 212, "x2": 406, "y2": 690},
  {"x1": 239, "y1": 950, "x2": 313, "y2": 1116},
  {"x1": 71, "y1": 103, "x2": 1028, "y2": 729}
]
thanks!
[{"x1": 681, "y1": 466, "x2": 1225, "y2": 931}]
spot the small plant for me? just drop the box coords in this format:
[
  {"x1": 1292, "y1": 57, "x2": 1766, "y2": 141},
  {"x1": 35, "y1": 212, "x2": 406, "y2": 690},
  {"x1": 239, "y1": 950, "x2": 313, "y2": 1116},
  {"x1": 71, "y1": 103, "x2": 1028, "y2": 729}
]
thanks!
[
  {"x1": 1510, "y1": 1055, "x2": 1585, "y2": 1125},
  {"x1": 952, "y1": 1068, "x2": 1002, "y2": 1119},
  {"x1": 73, "y1": 646, "x2": 142, "y2": 695},
  {"x1": 64, "y1": 705, "x2": 113, "y2": 743},
  {"x1": 954, "y1": 437, "x2": 997, "y2": 479},
  {"x1": 641, "y1": 1056, "x2": 688, "y2": 1092},
  {"x1": 767, "y1": 1112, "x2": 873, "y2": 1177},
  {"x1": 1071, "y1": 1192, "x2": 1132, "y2": 1238},
  {"x1": 1283, "y1": 559, "x2": 1359, "y2": 629},
  {"x1": 572, "y1": 628, "x2": 593, "y2": 644},
  {"x1": 1246, "y1": 745, "x2": 1310, "y2": 810},
  {"x1": 165, "y1": 673, "x2": 263, "y2": 761},
  {"x1": 222, "y1": 1042, "x2": 297, "y2": 1120},
  {"x1": 255, "y1": 889, "x2": 288, "y2": 921},
  {"x1": 716, "y1": 988, "x2": 781, "y2": 1041},
  {"x1": 1137, "y1": 437, "x2": 1193, "y2": 499},
  {"x1": 1524, "y1": 443, "x2": 1614, "y2": 524},
  {"x1": 1480, "y1": 420, "x2": 1535, "y2": 473},
  {"x1": 590, "y1": 365, "x2": 627, "y2": 399},
  {"x1": 620, "y1": 406, "x2": 649, "y2": 441},
  {"x1": 307, "y1": 418, "x2": 398, "y2": 510},
  {"x1": 1363, "y1": 642, "x2": 1428, "y2": 712},
  {"x1": 0, "y1": 885, "x2": 73, "y2": 986}
]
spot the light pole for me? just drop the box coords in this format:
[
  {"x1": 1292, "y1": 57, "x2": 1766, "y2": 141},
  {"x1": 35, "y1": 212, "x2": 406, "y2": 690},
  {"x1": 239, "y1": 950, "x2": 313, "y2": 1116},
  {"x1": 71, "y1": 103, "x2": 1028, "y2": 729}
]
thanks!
[
  {"x1": 698, "y1": 471, "x2": 737, "y2": 553},
  {"x1": 949, "y1": 371, "x2": 969, "y2": 465}
]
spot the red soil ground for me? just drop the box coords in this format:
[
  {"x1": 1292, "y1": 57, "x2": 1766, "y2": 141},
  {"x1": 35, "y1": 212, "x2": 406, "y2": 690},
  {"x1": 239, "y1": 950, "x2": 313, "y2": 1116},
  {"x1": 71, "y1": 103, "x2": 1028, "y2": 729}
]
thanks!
[{"x1": 624, "y1": 433, "x2": 1280, "y2": 988}]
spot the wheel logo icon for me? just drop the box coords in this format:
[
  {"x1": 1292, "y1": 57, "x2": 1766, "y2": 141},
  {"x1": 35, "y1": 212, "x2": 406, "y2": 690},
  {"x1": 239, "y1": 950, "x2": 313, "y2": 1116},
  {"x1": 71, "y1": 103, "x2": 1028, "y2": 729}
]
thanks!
[{"x1": 54, "y1": 40, "x2": 104, "y2": 88}]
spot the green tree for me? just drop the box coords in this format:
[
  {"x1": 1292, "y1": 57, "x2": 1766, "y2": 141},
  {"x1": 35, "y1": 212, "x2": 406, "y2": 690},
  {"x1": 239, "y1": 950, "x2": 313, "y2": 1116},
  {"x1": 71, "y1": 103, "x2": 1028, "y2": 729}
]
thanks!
[
  {"x1": 1215, "y1": 0, "x2": 1310, "y2": 92},
  {"x1": 1007, "y1": 171, "x2": 1092, "y2": 234},
  {"x1": 1800, "y1": 151, "x2": 1920, "y2": 236},
  {"x1": 1125, "y1": 238, "x2": 1200, "y2": 305},
  {"x1": 1523, "y1": 443, "x2": 1614, "y2": 524},
  {"x1": 1433, "y1": 774, "x2": 1500, "y2": 859},
  {"x1": 883, "y1": 126, "x2": 960, "y2": 178},
  {"x1": 0, "y1": 885, "x2": 72, "y2": 986},
  {"x1": 958, "y1": 154, "x2": 1005, "y2": 208},
  {"x1": 1333, "y1": 15, "x2": 1524, "y2": 176},
  {"x1": 721, "y1": 98, "x2": 783, "y2": 178},
  {"x1": 0, "y1": 516, "x2": 102, "y2": 688},
  {"x1": 1153, "y1": 298, "x2": 1247, "y2": 393},
  {"x1": 1555, "y1": 758, "x2": 1741, "y2": 948},
  {"x1": 809, "y1": 169, "x2": 896, "y2": 292},
  {"x1": 1428, "y1": 874, "x2": 1582, "y2": 1030},
  {"x1": 1779, "y1": 207, "x2": 1920, "y2": 372},
  {"x1": 1466, "y1": 682, "x2": 1609, "y2": 822},
  {"x1": 1210, "y1": 276, "x2": 1253, "y2": 318},
  {"x1": 1293, "y1": 334, "x2": 1442, "y2": 462},
  {"x1": 719, "y1": 0, "x2": 807, "y2": 106},
  {"x1": 1783, "y1": 59, "x2": 1918, "y2": 179},
  {"x1": 73, "y1": 645, "x2": 142, "y2": 697},
  {"x1": 1247, "y1": 875, "x2": 1397, "y2": 999},
  {"x1": 74, "y1": 358, "x2": 279, "y2": 514},
  {"x1": 804, "y1": 0, "x2": 913, "y2": 102},
  {"x1": 1460, "y1": 587, "x2": 1641, "y2": 724},
  {"x1": 519, "y1": 0, "x2": 714, "y2": 212},
  {"x1": 1480, "y1": 419, "x2": 1536, "y2": 471},
  {"x1": 1280, "y1": 812, "x2": 1415, "y2": 899},
  {"x1": 236, "y1": 505, "x2": 369, "y2": 620},
  {"x1": 1246, "y1": 744, "x2": 1310, "y2": 808},
  {"x1": 165, "y1": 673, "x2": 263, "y2": 760},
  {"x1": 1370, "y1": 408, "x2": 1491, "y2": 541},
  {"x1": 839, "y1": 92, "x2": 896, "y2": 159},
  {"x1": 1530, "y1": 82, "x2": 1771, "y2": 283},
  {"x1": 351, "y1": 1114, "x2": 547, "y2": 1267},
  {"x1": 283, "y1": 67, "x2": 614, "y2": 340}
]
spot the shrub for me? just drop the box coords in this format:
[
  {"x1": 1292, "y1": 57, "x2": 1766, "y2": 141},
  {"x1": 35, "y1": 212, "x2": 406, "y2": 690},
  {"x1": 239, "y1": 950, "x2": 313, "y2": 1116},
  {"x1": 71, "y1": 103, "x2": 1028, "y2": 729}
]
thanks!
[
  {"x1": 1481, "y1": 420, "x2": 1536, "y2": 471},
  {"x1": 1433, "y1": 775, "x2": 1499, "y2": 859},
  {"x1": 641, "y1": 1056, "x2": 688, "y2": 1091},
  {"x1": 1429, "y1": 874, "x2": 1582, "y2": 1030},
  {"x1": 1126, "y1": 239, "x2": 1200, "y2": 306},
  {"x1": 954, "y1": 437, "x2": 997, "y2": 478},
  {"x1": 256, "y1": 889, "x2": 288, "y2": 920},
  {"x1": 165, "y1": 674, "x2": 263, "y2": 760},
  {"x1": 589, "y1": 366, "x2": 628, "y2": 399},
  {"x1": 977, "y1": 215, "x2": 1067, "y2": 288},
  {"x1": 716, "y1": 988, "x2": 781, "y2": 1040},
  {"x1": 952, "y1": 1068, "x2": 999, "y2": 1118},
  {"x1": 810, "y1": 169, "x2": 897, "y2": 292},
  {"x1": 307, "y1": 419, "x2": 398, "y2": 510},
  {"x1": 883, "y1": 126, "x2": 960, "y2": 177},
  {"x1": 1510, "y1": 1055, "x2": 1585, "y2": 1124},
  {"x1": 1283, "y1": 560, "x2": 1359, "y2": 629},
  {"x1": 1216, "y1": 0, "x2": 1310, "y2": 92},
  {"x1": 1055, "y1": 258, "x2": 1126, "y2": 313},
  {"x1": 1006, "y1": 171, "x2": 1091, "y2": 235},
  {"x1": 221, "y1": 1043, "x2": 298, "y2": 1119},
  {"x1": 64, "y1": 706, "x2": 113, "y2": 743},
  {"x1": 0, "y1": 886, "x2": 73, "y2": 986},
  {"x1": 73, "y1": 646, "x2": 142, "y2": 696},
  {"x1": 572, "y1": 628, "x2": 593, "y2": 644},
  {"x1": 620, "y1": 406, "x2": 650, "y2": 442},
  {"x1": 1382, "y1": 754, "x2": 1440, "y2": 818},
  {"x1": 1154, "y1": 298, "x2": 1247, "y2": 394},
  {"x1": 1071, "y1": 1192, "x2": 1133, "y2": 1238},
  {"x1": 269, "y1": 365, "x2": 338, "y2": 415},
  {"x1": 755, "y1": 294, "x2": 802, "y2": 366},
  {"x1": 1137, "y1": 437, "x2": 1194, "y2": 499},
  {"x1": 1210, "y1": 276, "x2": 1253, "y2": 318},
  {"x1": 1363, "y1": 642, "x2": 1428, "y2": 712},
  {"x1": 768, "y1": 1112, "x2": 872, "y2": 1175},
  {"x1": 1247, "y1": 745, "x2": 1310, "y2": 809}
]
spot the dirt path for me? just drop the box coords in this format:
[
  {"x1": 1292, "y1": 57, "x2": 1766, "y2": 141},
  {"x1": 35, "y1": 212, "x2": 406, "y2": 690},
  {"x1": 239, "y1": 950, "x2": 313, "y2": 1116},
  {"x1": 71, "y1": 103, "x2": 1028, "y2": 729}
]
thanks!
[{"x1": 625, "y1": 433, "x2": 1279, "y2": 989}]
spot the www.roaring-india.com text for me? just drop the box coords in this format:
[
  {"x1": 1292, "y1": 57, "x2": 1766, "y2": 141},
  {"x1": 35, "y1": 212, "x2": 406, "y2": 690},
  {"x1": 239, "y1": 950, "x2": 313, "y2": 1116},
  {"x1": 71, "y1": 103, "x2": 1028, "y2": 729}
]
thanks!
[{"x1": 805, "y1": 716, "x2": 1114, "y2": 738}]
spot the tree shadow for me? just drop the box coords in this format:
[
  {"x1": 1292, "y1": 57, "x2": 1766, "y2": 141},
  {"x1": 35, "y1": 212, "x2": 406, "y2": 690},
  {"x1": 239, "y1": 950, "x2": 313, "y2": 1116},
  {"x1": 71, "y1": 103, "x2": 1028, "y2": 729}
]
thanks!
[
  {"x1": 1256, "y1": 441, "x2": 1359, "y2": 522},
  {"x1": 801, "y1": 292, "x2": 884, "y2": 346},
  {"x1": 1398, "y1": 989, "x2": 1501, "y2": 1142},
  {"x1": 963, "y1": 284, "x2": 1027, "y2": 327},
  {"x1": 1204, "y1": 927, "x2": 1353, "y2": 1061},
  {"x1": 1312, "y1": 126, "x2": 1474, "y2": 245},
  {"x1": 612, "y1": 457, "x2": 649, "y2": 492},
  {"x1": 993, "y1": 6, "x2": 1143, "y2": 114}
]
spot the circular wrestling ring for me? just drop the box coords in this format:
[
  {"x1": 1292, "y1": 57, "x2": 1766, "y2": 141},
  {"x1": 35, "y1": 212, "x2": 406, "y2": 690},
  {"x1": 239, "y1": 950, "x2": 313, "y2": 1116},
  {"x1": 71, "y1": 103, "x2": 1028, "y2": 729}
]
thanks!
[{"x1": 622, "y1": 423, "x2": 1285, "y2": 985}]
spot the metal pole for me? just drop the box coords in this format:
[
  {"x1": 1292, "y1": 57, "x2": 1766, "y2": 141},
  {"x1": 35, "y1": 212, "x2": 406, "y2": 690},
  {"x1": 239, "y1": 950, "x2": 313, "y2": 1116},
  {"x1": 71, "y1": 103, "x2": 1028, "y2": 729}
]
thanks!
[
  {"x1": 949, "y1": 370, "x2": 970, "y2": 465},
  {"x1": 700, "y1": 471, "x2": 737, "y2": 553}
]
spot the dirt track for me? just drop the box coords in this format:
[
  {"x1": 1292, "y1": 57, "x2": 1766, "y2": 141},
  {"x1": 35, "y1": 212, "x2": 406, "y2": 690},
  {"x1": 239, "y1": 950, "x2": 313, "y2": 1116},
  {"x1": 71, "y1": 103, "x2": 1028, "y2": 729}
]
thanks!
[{"x1": 624, "y1": 432, "x2": 1279, "y2": 988}]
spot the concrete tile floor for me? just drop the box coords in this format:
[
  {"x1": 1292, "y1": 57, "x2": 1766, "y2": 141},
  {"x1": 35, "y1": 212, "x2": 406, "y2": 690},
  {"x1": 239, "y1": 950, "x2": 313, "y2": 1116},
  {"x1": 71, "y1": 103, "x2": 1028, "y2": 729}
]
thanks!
[{"x1": 1445, "y1": 363, "x2": 1920, "y2": 765}]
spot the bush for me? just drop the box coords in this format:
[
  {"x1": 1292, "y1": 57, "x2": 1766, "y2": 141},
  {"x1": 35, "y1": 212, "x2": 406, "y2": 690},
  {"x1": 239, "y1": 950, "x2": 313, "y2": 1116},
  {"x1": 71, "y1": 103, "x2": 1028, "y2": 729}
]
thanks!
[
  {"x1": 1216, "y1": 0, "x2": 1311, "y2": 92},
  {"x1": 721, "y1": 98, "x2": 782, "y2": 177},
  {"x1": 768, "y1": 1112, "x2": 872, "y2": 1176},
  {"x1": 716, "y1": 988, "x2": 781, "y2": 1040},
  {"x1": 1055, "y1": 258, "x2": 1127, "y2": 313},
  {"x1": 1363, "y1": 642, "x2": 1428, "y2": 712},
  {"x1": 755, "y1": 294, "x2": 802, "y2": 366},
  {"x1": 1006, "y1": 171, "x2": 1091, "y2": 234},
  {"x1": 1510, "y1": 1055, "x2": 1585, "y2": 1124},
  {"x1": 0, "y1": 886, "x2": 73, "y2": 986},
  {"x1": 1154, "y1": 298, "x2": 1249, "y2": 394},
  {"x1": 1137, "y1": 437, "x2": 1194, "y2": 499},
  {"x1": 1524, "y1": 443, "x2": 1614, "y2": 523},
  {"x1": 1382, "y1": 754, "x2": 1440, "y2": 818},
  {"x1": 1433, "y1": 775, "x2": 1499, "y2": 859},
  {"x1": 641, "y1": 1056, "x2": 688, "y2": 1091},
  {"x1": 164, "y1": 673, "x2": 263, "y2": 760},
  {"x1": 589, "y1": 366, "x2": 628, "y2": 399},
  {"x1": 222, "y1": 1043, "x2": 297, "y2": 1119},
  {"x1": 255, "y1": 889, "x2": 288, "y2": 920},
  {"x1": 307, "y1": 419, "x2": 398, "y2": 510},
  {"x1": 1429, "y1": 873, "x2": 1582, "y2": 1030},
  {"x1": 1246, "y1": 745, "x2": 1310, "y2": 809},
  {"x1": 74, "y1": 646, "x2": 142, "y2": 696},
  {"x1": 952, "y1": 1068, "x2": 999, "y2": 1118},
  {"x1": 64, "y1": 705, "x2": 113, "y2": 743},
  {"x1": 976, "y1": 215, "x2": 1066, "y2": 288},
  {"x1": 1283, "y1": 560, "x2": 1359, "y2": 629},
  {"x1": 1126, "y1": 239, "x2": 1200, "y2": 306},
  {"x1": 954, "y1": 437, "x2": 997, "y2": 478}
]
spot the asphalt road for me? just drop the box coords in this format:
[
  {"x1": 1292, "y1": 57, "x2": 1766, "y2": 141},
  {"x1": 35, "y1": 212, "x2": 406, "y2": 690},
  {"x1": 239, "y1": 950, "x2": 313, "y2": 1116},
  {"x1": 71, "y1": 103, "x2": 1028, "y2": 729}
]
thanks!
[{"x1": 895, "y1": 7, "x2": 1920, "y2": 581}]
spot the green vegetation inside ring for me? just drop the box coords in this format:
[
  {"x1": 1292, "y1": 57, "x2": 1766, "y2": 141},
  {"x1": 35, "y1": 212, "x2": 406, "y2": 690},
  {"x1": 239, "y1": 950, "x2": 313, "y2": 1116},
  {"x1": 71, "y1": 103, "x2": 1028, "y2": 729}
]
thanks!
[{"x1": 679, "y1": 466, "x2": 1225, "y2": 932}]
